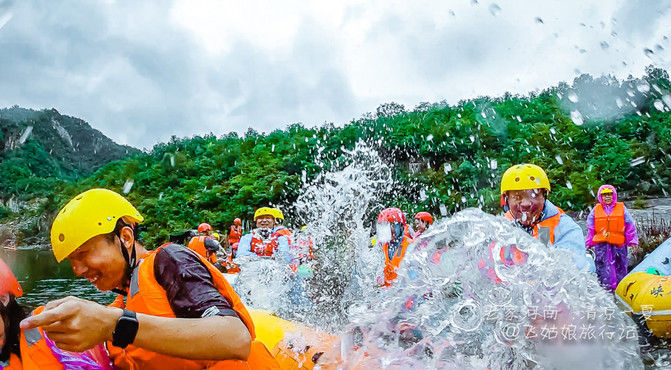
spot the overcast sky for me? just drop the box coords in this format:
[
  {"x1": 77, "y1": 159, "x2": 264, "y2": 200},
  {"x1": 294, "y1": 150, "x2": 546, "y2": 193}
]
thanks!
[{"x1": 0, "y1": 0, "x2": 669, "y2": 149}]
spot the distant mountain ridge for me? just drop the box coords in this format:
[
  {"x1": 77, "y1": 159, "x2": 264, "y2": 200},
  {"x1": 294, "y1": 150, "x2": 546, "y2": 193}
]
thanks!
[{"x1": 0, "y1": 106, "x2": 140, "y2": 199}]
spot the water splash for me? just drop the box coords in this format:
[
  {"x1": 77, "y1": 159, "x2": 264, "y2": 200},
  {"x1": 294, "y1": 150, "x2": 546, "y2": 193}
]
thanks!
[
  {"x1": 19, "y1": 126, "x2": 33, "y2": 144},
  {"x1": 0, "y1": 11, "x2": 13, "y2": 31},
  {"x1": 230, "y1": 144, "x2": 642, "y2": 368},
  {"x1": 122, "y1": 179, "x2": 134, "y2": 194},
  {"x1": 636, "y1": 81, "x2": 650, "y2": 94},
  {"x1": 233, "y1": 142, "x2": 391, "y2": 330},
  {"x1": 488, "y1": 3, "x2": 501, "y2": 16},
  {"x1": 570, "y1": 110, "x2": 584, "y2": 126},
  {"x1": 568, "y1": 92, "x2": 579, "y2": 103},
  {"x1": 339, "y1": 209, "x2": 642, "y2": 368}
]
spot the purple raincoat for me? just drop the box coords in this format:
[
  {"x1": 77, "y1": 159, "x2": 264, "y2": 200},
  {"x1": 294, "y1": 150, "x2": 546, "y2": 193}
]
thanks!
[{"x1": 586, "y1": 184, "x2": 639, "y2": 291}]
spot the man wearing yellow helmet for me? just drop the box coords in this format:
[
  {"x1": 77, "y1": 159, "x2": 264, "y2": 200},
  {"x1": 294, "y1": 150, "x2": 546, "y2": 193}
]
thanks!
[
  {"x1": 236, "y1": 207, "x2": 291, "y2": 262},
  {"x1": 22, "y1": 189, "x2": 278, "y2": 368},
  {"x1": 501, "y1": 164, "x2": 595, "y2": 272}
]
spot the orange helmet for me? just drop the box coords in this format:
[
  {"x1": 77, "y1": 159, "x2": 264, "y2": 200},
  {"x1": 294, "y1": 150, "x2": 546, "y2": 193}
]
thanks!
[
  {"x1": 234, "y1": 218, "x2": 242, "y2": 225},
  {"x1": 198, "y1": 223, "x2": 213, "y2": 232},
  {"x1": 0, "y1": 258, "x2": 22, "y2": 297},
  {"x1": 377, "y1": 208, "x2": 406, "y2": 224},
  {"x1": 414, "y1": 211, "x2": 434, "y2": 224}
]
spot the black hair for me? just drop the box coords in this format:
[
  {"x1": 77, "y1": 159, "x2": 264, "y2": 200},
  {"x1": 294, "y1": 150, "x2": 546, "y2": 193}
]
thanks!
[
  {"x1": 105, "y1": 218, "x2": 142, "y2": 244},
  {"x1": 0, "y1": 296, "x2": 27, "y2": 361}
]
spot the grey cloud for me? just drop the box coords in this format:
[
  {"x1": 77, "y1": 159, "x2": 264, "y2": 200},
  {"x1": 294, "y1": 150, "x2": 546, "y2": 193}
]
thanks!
[
  {"x1": 0, "y1": 0, "x2": 669, "y2": 149},
  {"x1": 613, "y1": 1, "x2": 671, "y2": 41},
  {"x1": 0, "y1": 1, "x2": 359, "y2": 148}
]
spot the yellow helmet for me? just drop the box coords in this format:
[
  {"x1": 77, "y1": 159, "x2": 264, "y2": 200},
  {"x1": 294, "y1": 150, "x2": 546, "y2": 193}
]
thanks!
[
  {"x1": 500, "y1": 164, "x2": 551, "y2": 195},
  {"x1": 254, "y1": 207, "x2": 275, "y2": 221},
  {"x1": 50, "y1": 188, "x2": 144, "y2": 262},
  {"x1": 254, "y1": 207, "x2": 284, "y2": 221},
  {"x1": 273, "y1": 208, "x2": 284, "y2": 221}
]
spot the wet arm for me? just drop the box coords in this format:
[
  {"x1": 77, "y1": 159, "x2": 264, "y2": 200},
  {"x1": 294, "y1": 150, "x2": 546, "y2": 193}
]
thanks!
[{"x1": 127, "y1": 312, "x2": 250, "y2": 360}]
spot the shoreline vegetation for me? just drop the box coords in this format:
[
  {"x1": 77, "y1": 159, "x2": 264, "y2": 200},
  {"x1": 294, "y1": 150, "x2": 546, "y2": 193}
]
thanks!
[{"x1": 1, "y1": 66, "x2": 670, "y2": 249}]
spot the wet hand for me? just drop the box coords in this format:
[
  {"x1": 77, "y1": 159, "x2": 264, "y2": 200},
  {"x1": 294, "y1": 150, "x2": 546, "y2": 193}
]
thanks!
[{"x1": 20, "y1": 296, "x2": 122, "y2": 352}]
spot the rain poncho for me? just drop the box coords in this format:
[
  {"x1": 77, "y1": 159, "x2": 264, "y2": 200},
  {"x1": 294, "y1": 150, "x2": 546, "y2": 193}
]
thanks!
[
  {"x1": 585, "y1": 185, "x2": 639, "y2": 247},
  {"x1": 585, "y1": 185, "x2": 638, "y2": 290}
]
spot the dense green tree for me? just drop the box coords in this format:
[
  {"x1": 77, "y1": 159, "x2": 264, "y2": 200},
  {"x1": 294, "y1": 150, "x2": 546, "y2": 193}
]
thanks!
[{"x1": 5, "y1": 68, "x2": 671, "y2": 246}]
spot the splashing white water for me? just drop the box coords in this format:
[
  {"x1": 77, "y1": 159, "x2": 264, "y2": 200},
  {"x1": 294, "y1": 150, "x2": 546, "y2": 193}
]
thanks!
[
  {"x1": 231, "y1": 144, "x2": 642, "y2": 368},
  {"x1": 234, "y1": 142, "x2": 392, "y2": 330},
  {"x1": 340, "y1": 209, "x2": 641, "y2": 368}
]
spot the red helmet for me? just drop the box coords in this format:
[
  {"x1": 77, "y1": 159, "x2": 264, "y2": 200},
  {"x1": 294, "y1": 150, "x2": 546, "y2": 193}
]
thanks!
[
  {"x1": 414, "y1": 211, "x2": 434, "y2": 224},
  {"x1": 234, "y1": 218, "x2": 242, "y2": 225},
  {"x1": 377, "y1": 208, "x2": 406, "y2": 224},
  {"x1": 198, "y1": 223, "x2": 213, "y2": 232},
  {"x1": 0, "y1": 258, "x2": 22, "y2": 297}
]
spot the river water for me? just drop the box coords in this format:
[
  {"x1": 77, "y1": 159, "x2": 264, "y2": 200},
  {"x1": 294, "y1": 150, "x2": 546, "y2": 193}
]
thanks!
[{"x1": 0, "y1": 246, "x2": 115, "y2": 309}]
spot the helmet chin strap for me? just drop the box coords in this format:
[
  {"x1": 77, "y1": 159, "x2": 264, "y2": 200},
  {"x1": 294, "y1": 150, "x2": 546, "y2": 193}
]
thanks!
[{"x1": 112, "y1": 228, "x2": 138, "y2": 296}]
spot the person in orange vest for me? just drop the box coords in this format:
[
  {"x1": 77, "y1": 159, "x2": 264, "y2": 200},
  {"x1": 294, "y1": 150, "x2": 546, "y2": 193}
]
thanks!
[
  {"x1": 500, "y1": 164, "x2": 595, "y2": 272},
  {"x1": 228, "y1": 218, "x2": 243, "y2": 258},
  {"x1": 197, "y1": 222, "x2": 213, "y2": 236},
  {"x1": 187, "y1": 223, "x2": 221, "y2": 264},
  {"x1": 1, "y1": 258, "x2": 113, "y2": 370},
  {"x1": 0, "y1": 258, "x2": 26, "y2": 369},
  {"x1": 236, "y1": 207, "x2": 291, "y2": 263},
  {"x1": 376, "y1": 208, "x2": 413, "y2": 287},
  {"x1": 586, "y1": 185, "x2": 639, "y2": 291},
  {"x1": 412, "y1": 212, "x2": 434, "y2": 238},
  {"x1": 23, "y1": 188, "x2": 278, "y2": 369}
]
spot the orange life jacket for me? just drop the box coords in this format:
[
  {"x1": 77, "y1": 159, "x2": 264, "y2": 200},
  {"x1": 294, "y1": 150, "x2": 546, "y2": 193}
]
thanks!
[
  {"x1": 381, "y1": 234, "x2": 412, "y2": 287},
  {"x1": 0, "y1": 353, "x2": 22, "y2": 370},
  {"x1": 273, "y1": 228, "x2": 292, "y2": 249},
  {"x1": 226, "y1": 253, "x2": 241, "y2": 274},
  {"x1": 229, "y1": 226, "x2": 242, "y2": 245},
  {"x1": 108, "y1": 246, "x2": 279, "y2": 370},
  {"x1": 17, "y1": 307, "x2": 63, "y2": 370},
  {"x1": 18, "y1": 306, "x2": 114, "y2": 370},
  {"x1": 187, "y1": 236, "x2": 218, "y2": 264},
  {"x1": 249, "y1": 228, "x2": 288, "y2": 258},
  {"x1": 504, "y1": 208, "x2": 564, "y2": 247},
  {"x1": 592, "y1": 202, "x2": 626, "y2": 245},
  {"x1": 273, "y1": 228, "x2": 292, "y2": 238},
  {"x1": 250, "y1": 236, "x2": 278, "y2": 257}
]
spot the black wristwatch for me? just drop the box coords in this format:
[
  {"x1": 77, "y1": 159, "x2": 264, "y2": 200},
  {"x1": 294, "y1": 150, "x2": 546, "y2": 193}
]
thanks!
[{"x1": 112, "y1": 309, "x2": 139, "y2": 348}]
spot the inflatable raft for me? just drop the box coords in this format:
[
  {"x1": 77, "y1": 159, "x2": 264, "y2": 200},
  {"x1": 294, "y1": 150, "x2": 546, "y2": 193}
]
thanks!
[
  {"x1": 249, "y1": 309, "x2": 341, "y2": 369},
  {"x1": 615, "y1": 238, "x2": 671, "y2": 338}
]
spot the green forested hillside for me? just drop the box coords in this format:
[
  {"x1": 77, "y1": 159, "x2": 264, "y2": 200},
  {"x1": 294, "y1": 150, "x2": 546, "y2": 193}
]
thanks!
[
  {"x1": 0, "y1": 107, "x2": 140, "y2": 200},
  {"x1": 7, "y1": 68, "x2": 671, "y2": 246}
]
